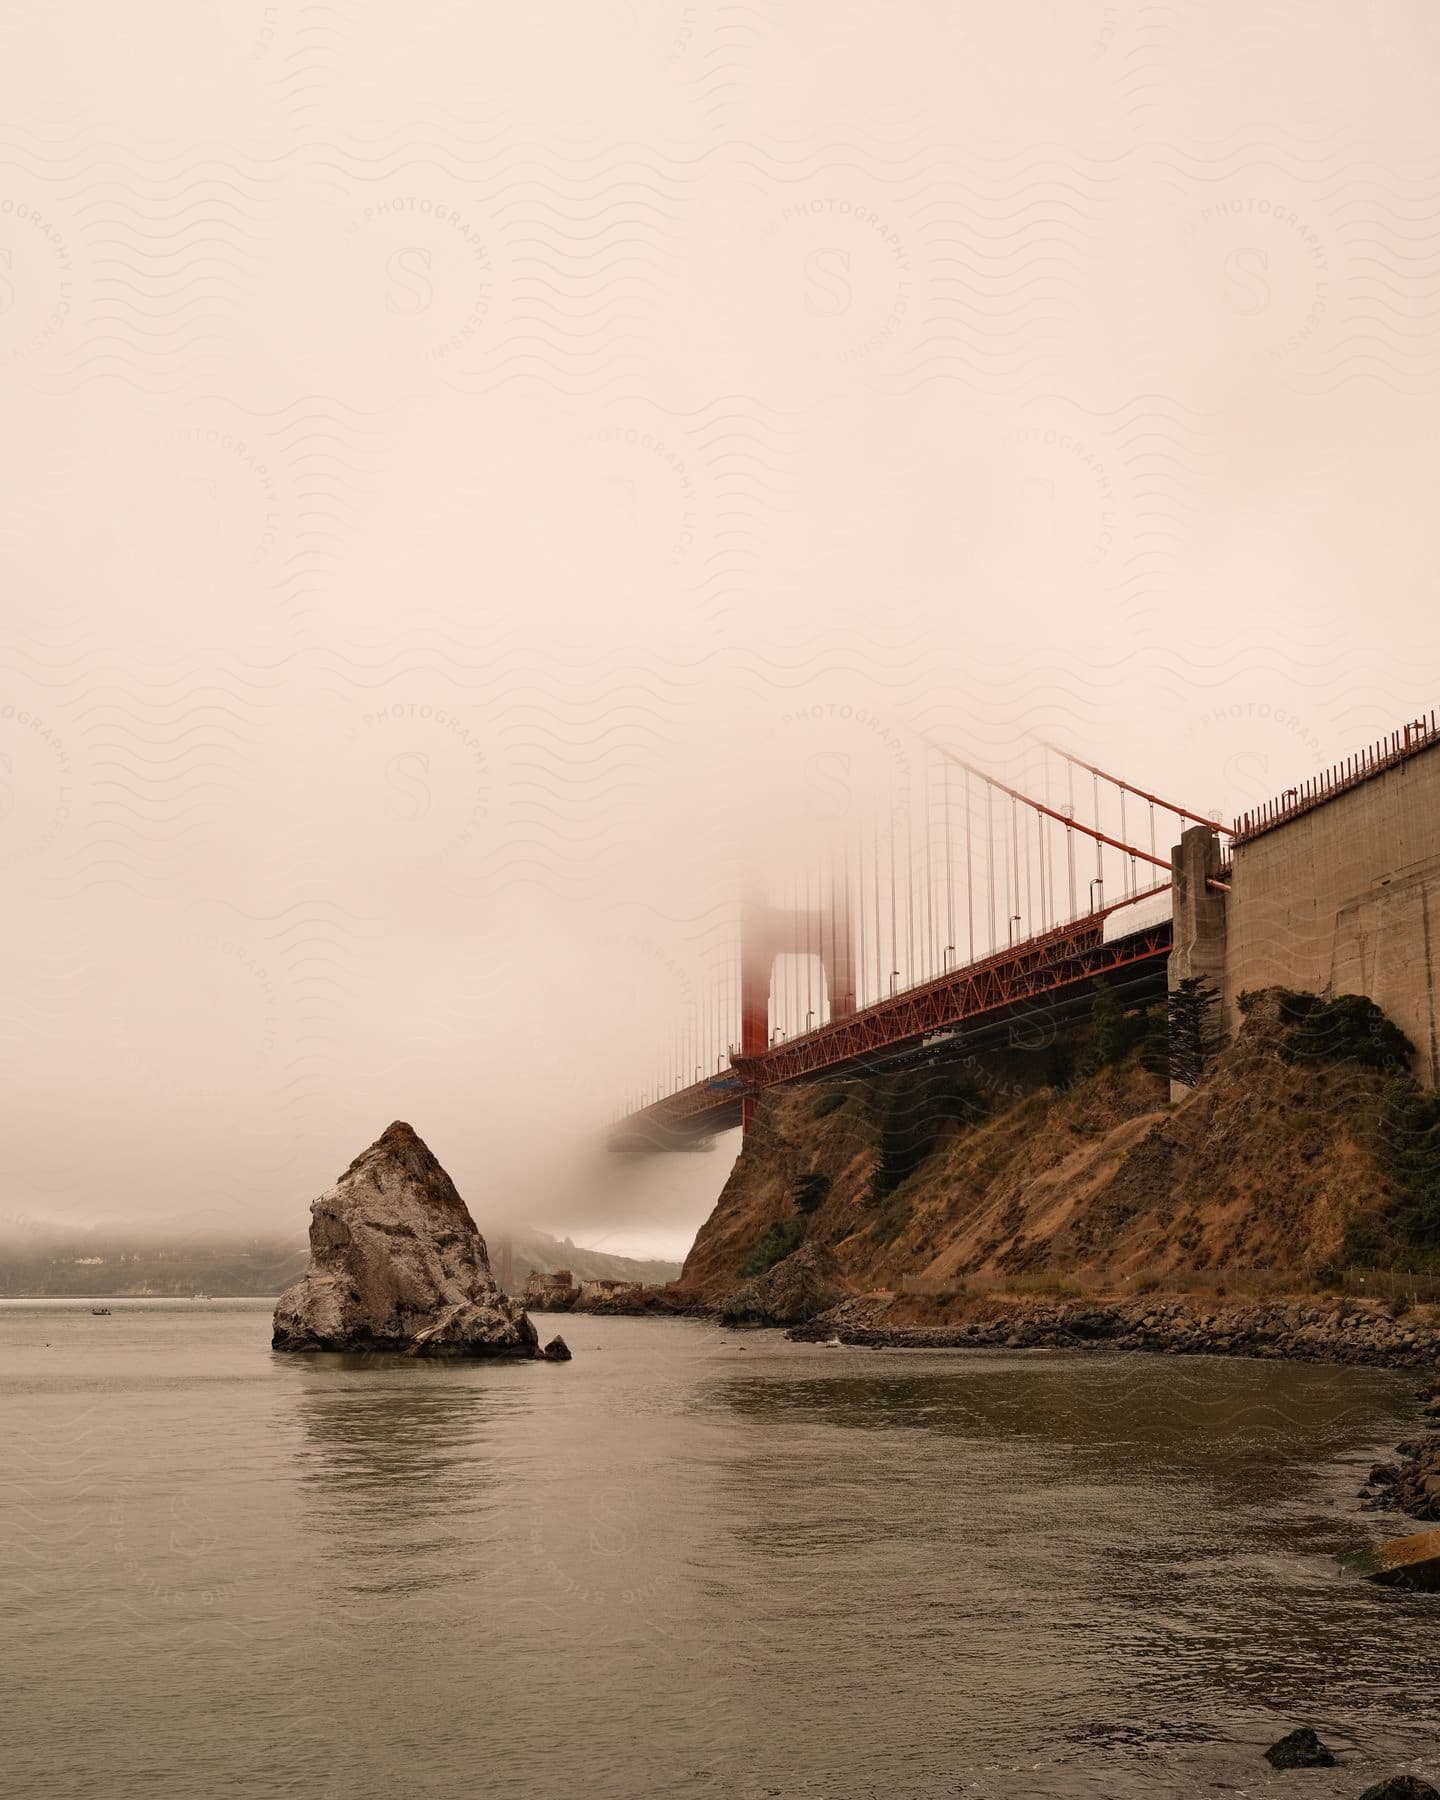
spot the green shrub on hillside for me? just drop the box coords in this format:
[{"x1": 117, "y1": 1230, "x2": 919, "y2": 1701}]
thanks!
[
  {"x1": 1088, "y1": 979, "x2": 1129, "y2": 1069},
  {"x1": 1371, "y1": 1076, "x2": 1440, "y2": 1259},
  {"x1": 1331, "y1": 1065, "x2": 1440, "y2": 1269},
  {"x1": 870, "y1": 1197, "x2": 913, "y2": 1247},
  {"x1": 1084, "y1": 981, "x2": 1164, "y2": 1076},
  {"x1": 739, "y1": 1217, "x2": 806, "y2": 1278},
  {"x1": 1138, "y1": 1003, "x2": 1169, "y2": 1077},
  {"x1": 792, "y1": 1172, "x2": 831, "y2": 1214},
  {"x1": 874, "y1": 1067, "x2": 987, "y2": 1198},
  {"x1": 1278, "y1": 992, "x2": 1414, "y2": 1071}
]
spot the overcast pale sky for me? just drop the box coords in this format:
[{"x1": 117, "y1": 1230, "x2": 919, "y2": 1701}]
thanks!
[{"x1": 3, "y1": 3, "x2": 1439, "y2": 1259}]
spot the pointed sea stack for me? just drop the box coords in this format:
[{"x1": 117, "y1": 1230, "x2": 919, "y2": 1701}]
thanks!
[{"x1": 272, "y1": 1122, "x2": 541, "y2": 1358}]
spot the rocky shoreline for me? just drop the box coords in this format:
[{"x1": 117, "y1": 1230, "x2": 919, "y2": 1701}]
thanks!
[
  {"x1": 1362, "y1": 1372, "x2": 1440, "y2": 1526},
  {"x1": 787, "y1": 1293, "x2": 1440, "y2": 1369}
]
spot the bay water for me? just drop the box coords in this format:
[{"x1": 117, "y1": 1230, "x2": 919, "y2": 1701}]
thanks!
[{"x1": 2, "y1": 1300, "x2": 1436, "y2": 1799}]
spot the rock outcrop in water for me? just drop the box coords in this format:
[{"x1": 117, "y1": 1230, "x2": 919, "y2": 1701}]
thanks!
[
  {"x1": 1263, "y1": 1727, "x2": 1335, "y2": 1769},
  {"x1": 719, "y1": 1240, "x2": 845, "y2": 1325},
  {"x1": 272, "y1": 1122, "x2": 541, "y2": 1358}
]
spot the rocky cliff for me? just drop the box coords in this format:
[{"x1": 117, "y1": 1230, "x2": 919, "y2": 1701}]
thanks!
[
  {"x1": 671, "y1": 988, "x2": 1437, "y2": 1325},
  {"x1": 273, "y1": 1122, "x2": 540, "y2": 1357}
]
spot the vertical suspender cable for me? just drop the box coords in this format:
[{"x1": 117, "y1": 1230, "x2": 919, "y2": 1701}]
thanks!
[
  {"x1": 964, "y1": 766, "x2": 974, "y2": 962},
  {"x1": 873, "y1": 820, "x2": 882, "y2": 1008},
  {"x1": 905, "y1": 792, "x2": 915, "y2": 985},
  {"x1": 794, "y1": 876, "x2": 801, "y2": 1034},
  {"x1": 944, "y1": 755, "x2": 955, "y2": 962},
  {"x1": 806, "y1": 867, "x2": 814, "y2": 1027},
  {"x1": 889, "y1": 810, "x2": 898, "y2": 990},
  {"x1": 802, "y1": 868, "x2": 809, "y2": 1029},
  {"x1": 1026, "y1": 804, "x2": 1035, "y2": 936},
  {"x1": 830, "y1": 853, "x2": 838, "y2": 1021},
  {"x1": 1120, "y1": 791, "x2": 1128, "y2": 897},
  {"x1": 924, "y1": 748, "x2": 935, "y2": 977}
]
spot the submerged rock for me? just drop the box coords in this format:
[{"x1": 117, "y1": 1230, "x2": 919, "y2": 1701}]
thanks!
[
  {"x1": 541, "y1": 1335, "x2": 572, "y2": 1362},
  {"x1": 272, "y1": 1122, "x2": 540, "y2": 1358},
  {"x1": 1264, "y1": 1727, "x2": 1336, "y2": 1769},
  {"x1": 1357, "y1": 1779, "x2": 1440, "y2": 1800}
]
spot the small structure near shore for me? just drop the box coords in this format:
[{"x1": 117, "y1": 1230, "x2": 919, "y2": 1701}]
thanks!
[
  {"x1": 272, "y1": 1122, "x2": 542, "y2": 1359},
  {"x1": 573, "y1": 1278, "x2": 646, "y2": 1313},
  {"x1": 521, "y1": 1267, "x2": 580, "y2": 1311}
]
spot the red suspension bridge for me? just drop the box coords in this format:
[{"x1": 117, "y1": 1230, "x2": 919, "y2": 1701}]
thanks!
[{"x1": 608, "y1": 737, "x2": 1232, "y2": 1150}]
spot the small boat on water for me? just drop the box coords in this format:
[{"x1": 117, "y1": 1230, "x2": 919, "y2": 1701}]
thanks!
[
  {"x1": 91, "y1": 1307, "x2": 111, "y2": 1316},
  {"x1": 191, "y1": 1292, "x2": 211, "y2": 1301}
]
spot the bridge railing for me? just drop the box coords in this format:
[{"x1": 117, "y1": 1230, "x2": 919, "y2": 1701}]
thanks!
[{"x1": 1233, "y1": 709, "x2": 1438, "y2": 842}]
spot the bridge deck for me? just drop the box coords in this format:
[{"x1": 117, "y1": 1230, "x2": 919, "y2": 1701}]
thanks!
[{"x1": 608, "y1": 898, "x2": 1174, "y2": 1150}]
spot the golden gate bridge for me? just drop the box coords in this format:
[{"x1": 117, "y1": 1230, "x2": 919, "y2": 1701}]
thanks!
[{"x1": 609, "y1": 737, "x2": 1232, "y2": 1150}]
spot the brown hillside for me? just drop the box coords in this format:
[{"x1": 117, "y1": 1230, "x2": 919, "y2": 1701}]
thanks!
[{"x1": 676, "y1": 993, "x2": 1404, "y2": 1312}]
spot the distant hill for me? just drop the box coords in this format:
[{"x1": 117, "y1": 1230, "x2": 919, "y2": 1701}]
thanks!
[
  {"x1": 0, "y1": 1224, "x2": 679, "y2": 1299},
  {"x1": 509, "y1": 1230, "x2": 679, "y2": 1288}
]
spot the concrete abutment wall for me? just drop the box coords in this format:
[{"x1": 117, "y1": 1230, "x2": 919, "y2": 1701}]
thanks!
[{"x1": 1168, "y1": 740, "x2": 1440, "y2": 1088}]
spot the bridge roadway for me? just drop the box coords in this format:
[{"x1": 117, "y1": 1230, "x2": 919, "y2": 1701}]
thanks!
[{"x1": 607, "y1": 892, "x2": 1175, "y2": 1151}]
